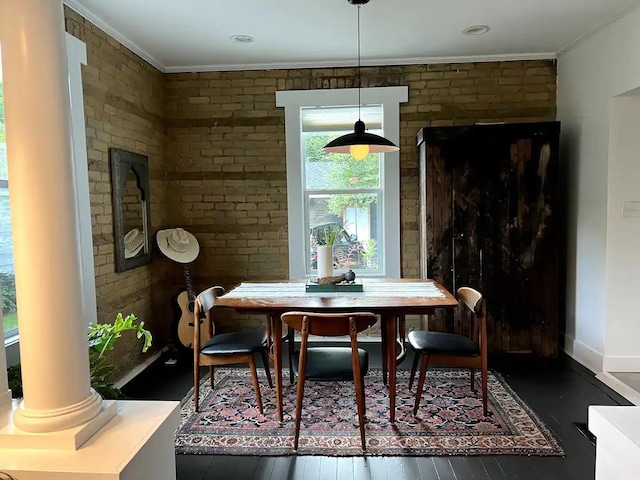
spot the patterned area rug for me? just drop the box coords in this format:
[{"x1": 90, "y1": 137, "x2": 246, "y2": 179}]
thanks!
[{"x1": 175, "y1": 368, "x2": 563, "y2": 457}]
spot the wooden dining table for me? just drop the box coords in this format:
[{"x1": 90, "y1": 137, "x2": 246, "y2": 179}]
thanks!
[{"x1": 214, "y1": 278, "x2": 458, "y2": 422}]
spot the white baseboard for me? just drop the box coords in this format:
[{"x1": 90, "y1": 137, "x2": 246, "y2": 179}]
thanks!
[
  {"x1": 561, "y1": 333, "x2": 604, "y2": 374},
  {"x1": 596, "y1": 372, "x2": 640, "y2": 406},
  {"x1": 114, "y1": 347, "x2": 168, "y2": 390},
  {"x1": 603, "y1": 356, "x2": 640, "y2": 373}
]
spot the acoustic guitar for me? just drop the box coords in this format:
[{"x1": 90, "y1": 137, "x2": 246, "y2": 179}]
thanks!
[{"x1": 172, "y1": 264, "x2": 214, "y2": 350}]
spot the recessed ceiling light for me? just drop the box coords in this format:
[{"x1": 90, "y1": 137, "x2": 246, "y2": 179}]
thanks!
[
  {"x1": 229, "y1": 35, "x2": 254, "y2": 44},
  {"x1": 463, "y1": 25, "x2": 490, "y2": 36}
]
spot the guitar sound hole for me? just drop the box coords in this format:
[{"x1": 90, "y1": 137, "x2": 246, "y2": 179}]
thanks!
[{"x1": 188, "y1": 301, "x2": 195, "y2": 314}]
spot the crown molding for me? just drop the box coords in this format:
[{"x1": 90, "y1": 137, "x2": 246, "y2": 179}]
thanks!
[
  {"x1": 557, "y1": 2, "x2": 640, "y2": 57},
  {"x1": 164, "y1": 52, "x2": 556, "y2": 74},
  {"x1": 62, "y1": 0, "x2": 166, "y2": 72}
]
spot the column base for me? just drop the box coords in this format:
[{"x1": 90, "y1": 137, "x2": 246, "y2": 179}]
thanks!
[
  {"x1": 13, "y1": 388, "x2": 103, "y2": 433},
  {"x1": 0, "y1": 398, "x2": 117, "y2": 450},
  {"x1": 0, "y1": 400, "x2": 180, "y2": 480}
]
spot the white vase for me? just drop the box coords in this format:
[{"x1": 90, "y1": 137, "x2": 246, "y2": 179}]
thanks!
[{"x1": 317, "y1": 245, "x2": 334, "y2": 278}]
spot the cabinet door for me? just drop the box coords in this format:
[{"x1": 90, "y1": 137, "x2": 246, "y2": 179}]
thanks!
[
  {"x1": 423, "y1": 124, "x2": 559, "y2": 357},
  {"x1": 423, "y1": 130, "x2": 476, "y2": 335},
  {"x1": 480, "y1": 129, "x2": 559, "y2": 356}
]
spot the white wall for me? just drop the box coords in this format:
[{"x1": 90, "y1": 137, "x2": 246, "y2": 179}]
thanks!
[
  {"x1": 558, "y1": 5, "x2": 640, "y2": 373},
  {"x1": 604, "y1": 94, "x2": 640, "y2": 372}
]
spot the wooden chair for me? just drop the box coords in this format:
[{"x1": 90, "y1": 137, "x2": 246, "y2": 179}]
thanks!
[
  {"x1": 281, "y1": 311, "x2": 377, "y2": 451},
  {"x1": 193, "y1": 286, "x2": 273, "y2": 413},
  {"x1": 407, "y1": 287, "x2": 488, "y2": 416}
]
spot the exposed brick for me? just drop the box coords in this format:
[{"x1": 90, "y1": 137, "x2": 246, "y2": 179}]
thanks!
[
  {"x1": 64, "y1": 6, "x2": 175, "y2": 377},
  {"x1": 67, "y1": 5, "x2": 557, "y2": 352}
]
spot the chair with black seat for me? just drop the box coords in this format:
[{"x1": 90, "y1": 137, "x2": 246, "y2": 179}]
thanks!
[
  {"x1": 193, "y1": 286, "x2": 273, "y2": 414},
  {"x1": 281, "y1": 311, "x2": 377, "y2": 451},
  {"x1": 407, "y1": 286, "x2": 488, "y2": 416}
]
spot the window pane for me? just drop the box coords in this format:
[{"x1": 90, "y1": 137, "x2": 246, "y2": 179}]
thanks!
[
  {"x1": 303, "y1": 131, "x2": 380, "y2": 190},
  {"x1": 308, "y1": 193, "x2": 381, "y2": 273},
  {"x1": 0, "y1": 49, "x2": 18, "y2": 337},
  {"x1": 301, "y1": 105, "x2": 382, "y2": 132}
]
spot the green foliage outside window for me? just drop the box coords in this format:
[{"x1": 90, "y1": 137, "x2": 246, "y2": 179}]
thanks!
[
  {"x1": 361, "y1": 238, "x2": 378, "y2": 269},
  {"x1": 0, "y1": 272, "x2": 16, "y2": 313},
  {"x1": 304, "y1": 134, "x2": 379, "y2": 215}
]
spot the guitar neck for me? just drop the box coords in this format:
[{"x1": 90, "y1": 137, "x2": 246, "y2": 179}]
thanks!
[{"x1": 182, "y1": 264, "x2": 196, "y2": 300}]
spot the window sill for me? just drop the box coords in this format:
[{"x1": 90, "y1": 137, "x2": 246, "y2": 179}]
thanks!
[{"x1": 4, "y1": 333, "x2": 19, "y2": 348}]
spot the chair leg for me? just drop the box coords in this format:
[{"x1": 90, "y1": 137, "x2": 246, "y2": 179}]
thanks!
[
  {"x1": 248, "y1": 355, "x2": 264, "y2": 415},
  {"x1": 408, "y1": 352, "x2": 419, "y2": 390},
  {"x1": 260, "y1": 348, "x2": 273, "y2": 388},
  {"x1": 288, "y1": 327, "x2": 295, "y2": 386},
  {"x1": 209, "y1": 366, "x2": 214, "y2": 388},
  {"x1": 470, "y1": 368, "x2": 475, "y2": 392},
  {"x1": 353, "y1": 366, "x2": 367, "y2": 451},
  {"x1": 413, "y1": 354, "x2": 430, "y2": 416},
  {"x1": 194, "y1": 359, "x2": 200, "y2": 413},
  {"x1": 293, "y1": 330, "x2": 309, "y2": 451},
  {"x1": 361, "y1": 375, "x2": 367, "y2": 420},
  {"x1": 481, "y1": 362, "x2": 488, "y2": 417},
  {"x1": 293, "y1": 373, "x2": 306, "y2": 451}
]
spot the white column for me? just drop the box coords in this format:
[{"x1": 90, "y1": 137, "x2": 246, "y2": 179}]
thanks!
[{"x1": 0, "y1": 0, "x2": 102, "y2": 432}]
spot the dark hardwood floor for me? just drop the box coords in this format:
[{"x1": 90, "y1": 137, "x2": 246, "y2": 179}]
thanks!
[{"x1": 123, "y1": 343, "x2": 630, "y2": 480}]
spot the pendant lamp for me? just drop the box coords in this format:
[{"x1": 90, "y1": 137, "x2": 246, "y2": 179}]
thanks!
[{"x1": 323, "y1": 0, "x2": 399, "y2": 160}]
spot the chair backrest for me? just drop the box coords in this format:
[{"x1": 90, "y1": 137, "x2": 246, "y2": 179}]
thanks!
[
  {"x1": 458, "y1": 287, "x2": 483, "y2": 315},
  {"x1": 193, "y1": 286, "x2": 226, "y2": 348},
  {"x1": 281, "y1": 312, "x2": 377, "y2": 337},
  {"x1": 457, "y1": 286, "x2": 487, "y2": 352},
  {"x1": 282, "y1": 312, "x2": 377, "y2": 384}
]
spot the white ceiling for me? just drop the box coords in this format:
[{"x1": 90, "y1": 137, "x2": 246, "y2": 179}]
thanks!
[{"x1": 66, "y1": 0, "x2": 640, "y2": 73}]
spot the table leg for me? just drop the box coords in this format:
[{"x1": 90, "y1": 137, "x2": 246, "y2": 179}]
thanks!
[
  {"x1": 385, "y1": 314, "x2": 397, "y2": 423},
  {"x1": 270, "y1": 314, "x2": 283, "y2": 422},
  {"x1": 380, "y1": 317, "x2": 387, "y2": 386}
]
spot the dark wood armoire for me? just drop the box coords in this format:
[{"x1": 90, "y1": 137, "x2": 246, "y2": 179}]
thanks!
[{"x1": 416, "y1": 122, "x2": 561, "y2": 358}]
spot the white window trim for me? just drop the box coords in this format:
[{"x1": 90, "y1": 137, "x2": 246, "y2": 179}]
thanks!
[
  {"x1": 66, "y1": 33, "x2": 97, "y2": 329},
  {"x1": 276, "y1": 86, "x2": 408, "y2": 280},
  {"x1": 3, "y1": 33, "x2": 94, "y2": 352}
]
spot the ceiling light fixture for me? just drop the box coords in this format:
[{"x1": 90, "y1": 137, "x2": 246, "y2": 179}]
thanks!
[
  {"x1": 463, "y1": 25, "x2": 490, "y2": 36},
  {"x1": 323, "y1": 0, "x2": 399, "y2": 160},
  {"x1": 229, "y1": 34, "x2": 254, "y2": 44}
]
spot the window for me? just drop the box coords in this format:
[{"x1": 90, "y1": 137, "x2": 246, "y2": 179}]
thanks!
[
  {"x1": 0, "y1": 47, "x2": 18, "y2": 340},
  {"x1": 276, "y1": 86, "x2": 408, "y2": 279}
]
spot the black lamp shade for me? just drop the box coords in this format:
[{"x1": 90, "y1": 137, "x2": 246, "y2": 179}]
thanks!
[{"x1": 323, "y1": 120, "x2": 399, "y2": 154}]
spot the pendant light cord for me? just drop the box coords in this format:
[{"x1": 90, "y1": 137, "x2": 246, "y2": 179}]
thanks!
[{"x1": 357, "y1": 4, "x2": 361, "y2": 121}]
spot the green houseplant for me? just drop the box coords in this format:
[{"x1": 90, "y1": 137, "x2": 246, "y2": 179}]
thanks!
[
  {"x1": 8, "y1": 312, "x2": 152, "y2": 400},
  {"x1": 88, "y1": 313, "x2": 152, "y2": 399}
]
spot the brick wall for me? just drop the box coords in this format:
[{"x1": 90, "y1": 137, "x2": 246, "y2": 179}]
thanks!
[
  {"x1": 165, "y1": 62, "x2": 556, "y2": 332},
  {"x1": 59, "y1": 8, "x2": 557, "y2": 365},
  {"x1": 64, "y1": 7, "x2": 174, "y2": 373}
]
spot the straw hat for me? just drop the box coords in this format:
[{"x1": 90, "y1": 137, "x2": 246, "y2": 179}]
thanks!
[
  {"x1": 124, "y1": 228, "x2": 145, "y2": 258},
  {"x1": 156, "y1": 227, "x2": 200, "y2": 264}
]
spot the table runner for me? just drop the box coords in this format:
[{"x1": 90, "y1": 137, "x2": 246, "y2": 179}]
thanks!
[{"x1": 221, "y1": 281, "x2": 446, "y2": 299}]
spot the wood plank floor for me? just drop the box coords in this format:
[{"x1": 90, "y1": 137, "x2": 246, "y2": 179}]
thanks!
[{"x1": 123, "y1": 345, "x2": 629, "y2": 480}]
